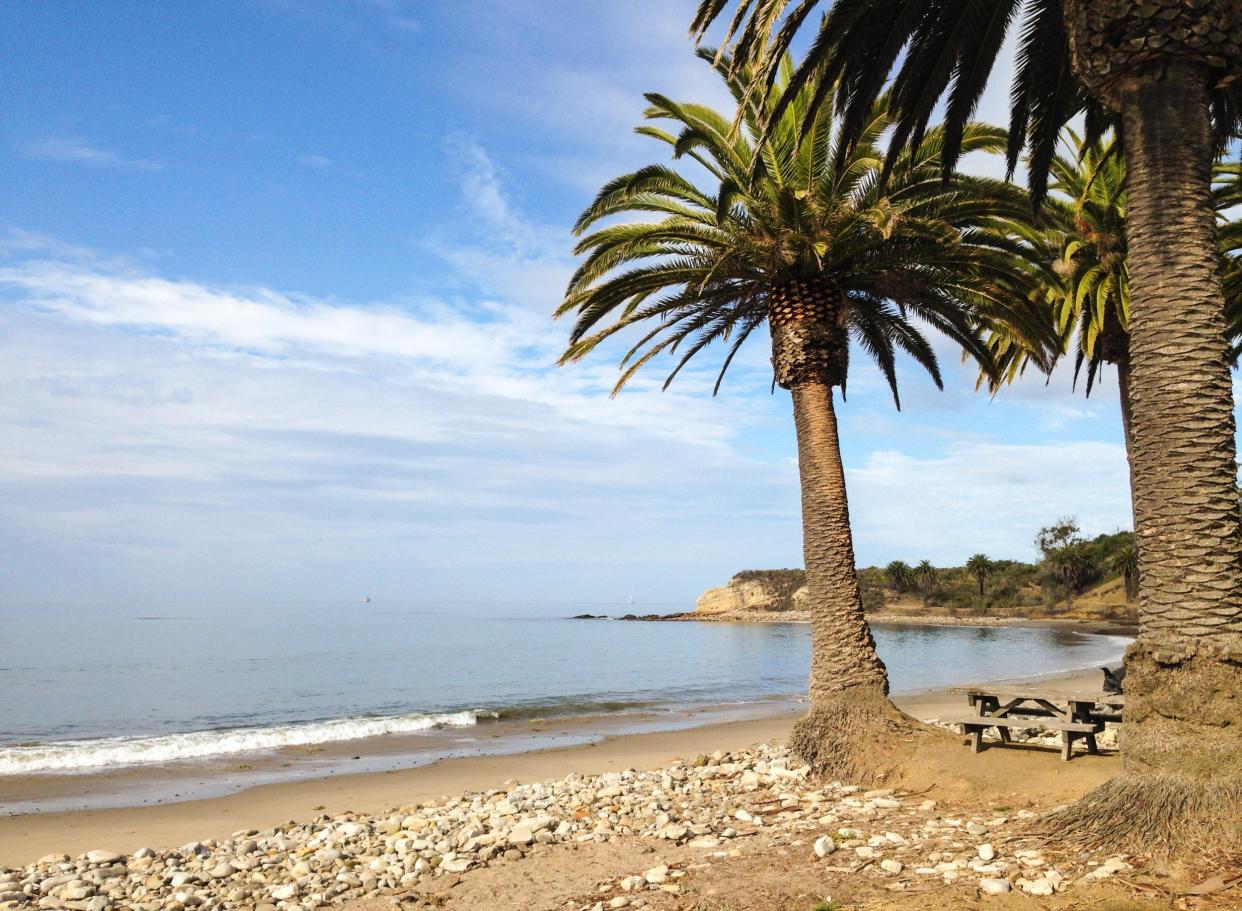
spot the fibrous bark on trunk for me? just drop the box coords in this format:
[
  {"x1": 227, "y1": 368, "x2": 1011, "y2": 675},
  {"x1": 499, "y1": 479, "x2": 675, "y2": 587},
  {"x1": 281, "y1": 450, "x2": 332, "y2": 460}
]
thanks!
[
  {"x1": 1043, "y1": 5, "x2": 1242, "y2": 852},
  {"x1": 1112, "y1": 57, "x2": 1242, "y2": 783},
  {"x1": 769, "y1": 284, "x2": 930, "y2": 779}
]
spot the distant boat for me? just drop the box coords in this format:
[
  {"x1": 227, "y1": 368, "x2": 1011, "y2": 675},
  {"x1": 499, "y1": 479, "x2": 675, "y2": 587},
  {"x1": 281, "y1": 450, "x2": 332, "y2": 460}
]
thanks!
[
  {"x1": 361, "y1": 596, "x2": 371, "y2": 603},
  {"x1": 628, "y1": 596, "x2": 635, "y2": 605}
]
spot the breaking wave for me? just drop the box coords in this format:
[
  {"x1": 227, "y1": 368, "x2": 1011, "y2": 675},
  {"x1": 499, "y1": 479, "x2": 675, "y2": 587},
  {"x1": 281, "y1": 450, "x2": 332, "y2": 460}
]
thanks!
[{"x1": 0, "y1": 710, "x2": 481, "y2": 775}]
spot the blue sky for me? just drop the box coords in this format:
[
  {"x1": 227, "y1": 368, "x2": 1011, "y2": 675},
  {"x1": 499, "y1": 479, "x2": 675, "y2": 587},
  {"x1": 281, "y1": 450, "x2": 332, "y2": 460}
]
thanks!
[{"x1": 0, "y1": 1, "x2": 1143, "y2": 606}]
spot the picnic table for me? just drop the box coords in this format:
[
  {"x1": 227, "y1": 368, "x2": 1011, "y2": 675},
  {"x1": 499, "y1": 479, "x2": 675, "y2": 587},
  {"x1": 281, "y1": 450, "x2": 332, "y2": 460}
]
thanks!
[{"x1": 944, "y1": 685, "x2": 1125, "y2": 761}]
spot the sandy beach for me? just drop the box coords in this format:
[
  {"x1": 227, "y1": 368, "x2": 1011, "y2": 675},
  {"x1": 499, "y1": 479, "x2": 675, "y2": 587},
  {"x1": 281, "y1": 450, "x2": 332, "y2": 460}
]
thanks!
[{"x1": 0, "y1": 668, "x2": 1107, "y2": 867}]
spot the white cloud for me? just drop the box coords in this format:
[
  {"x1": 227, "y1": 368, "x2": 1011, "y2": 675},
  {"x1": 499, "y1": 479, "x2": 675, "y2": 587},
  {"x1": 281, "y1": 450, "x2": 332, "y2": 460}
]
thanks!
[
  {"x1": 297, "y1": 154, "x2": 333, "y2": 168},
  {"x1": 23, "y1": 136, "x2": 161, "y2": 171},
  {"x1": 846, "y1": 440, "x2": 1132, "y2": 565}
]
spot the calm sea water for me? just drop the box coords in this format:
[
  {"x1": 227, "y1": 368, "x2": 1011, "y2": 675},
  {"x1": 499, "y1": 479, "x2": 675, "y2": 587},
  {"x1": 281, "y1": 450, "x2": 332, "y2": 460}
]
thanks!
[{"x1": 0, "y1": 602, "x2": 1129, "y2": 776}]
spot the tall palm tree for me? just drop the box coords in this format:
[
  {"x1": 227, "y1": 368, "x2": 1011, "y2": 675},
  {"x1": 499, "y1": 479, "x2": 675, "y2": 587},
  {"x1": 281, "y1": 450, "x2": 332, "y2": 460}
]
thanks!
[
  {"x1": 692, "y1": 0, "x2": 1242, "y2": 850},
  {"x1": 556, "y1": 52, "x2": 1039, "y2": 778},
  {"x1": 965, "y1": 553, "x2": 993, "y2": 598},
  {"x1": 884, "y1": 560, "x2": 914, "y2": 594}
]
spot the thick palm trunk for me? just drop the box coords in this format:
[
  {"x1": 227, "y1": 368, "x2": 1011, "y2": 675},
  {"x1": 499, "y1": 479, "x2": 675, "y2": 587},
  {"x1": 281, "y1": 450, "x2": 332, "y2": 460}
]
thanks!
[
  {"x1": 1115, "y1": 60, "x2": 1242, "y2": 784},
  {"x1": 1045, "y1": 13, "x2": 1242, "y2": 845},
  {"x1": 768, "y1": 281, "x2": 926, "y2": 779},
  {"x1": 788, "y1": 381, "x2": 889, "y2": 701}
]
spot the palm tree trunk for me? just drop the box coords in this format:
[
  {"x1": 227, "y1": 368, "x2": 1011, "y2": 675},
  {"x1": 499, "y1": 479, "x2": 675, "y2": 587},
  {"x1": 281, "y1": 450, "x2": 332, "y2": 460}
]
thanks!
[
  {"x1": 1118, "y1": 61, "x2": 1242, "y2": 781},
  {"x1": 789, "y1": 381, "x2": 888, "y2": 701},
  {"x1": 1042, "y1": 56, "x2": 1242, "y2": 851},
  {"x1": 784, "y1": 380, "x2": 921, "y2": 779}
]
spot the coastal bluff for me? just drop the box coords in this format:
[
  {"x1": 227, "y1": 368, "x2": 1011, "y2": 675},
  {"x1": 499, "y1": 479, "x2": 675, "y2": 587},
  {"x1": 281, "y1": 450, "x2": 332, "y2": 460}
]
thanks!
[{"x1": 695, "y1": 569, "x2": 808, "y2": 619}]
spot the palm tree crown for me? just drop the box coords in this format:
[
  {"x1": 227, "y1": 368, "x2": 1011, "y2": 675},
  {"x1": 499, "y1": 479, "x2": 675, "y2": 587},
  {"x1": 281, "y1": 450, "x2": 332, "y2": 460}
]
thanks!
[
  {"x1": 690, "y1": 1, "x2": 1242, "y2": 201},
  {"x1": 884, "y1": 560, "x2": 914, "y2": 594},
  {"x1": 556, "y1": 51, "x2": 1042, "y2": 405},
  {"x1": 985, "y1": 137, "x2": 1242, "y2": 397}
]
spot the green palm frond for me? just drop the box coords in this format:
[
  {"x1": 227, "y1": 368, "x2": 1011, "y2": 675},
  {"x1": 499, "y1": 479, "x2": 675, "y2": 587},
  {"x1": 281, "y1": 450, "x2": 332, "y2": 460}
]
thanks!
[
  {"x1": 979, "y1": 135, "x2": 1241, "y2": 395},
  {"x1": 689, "y1": 0, "x2": 1242, "y2": 205},
  {"x1": 557, "y1": 51, "x2": 1046, "y2": 403}
]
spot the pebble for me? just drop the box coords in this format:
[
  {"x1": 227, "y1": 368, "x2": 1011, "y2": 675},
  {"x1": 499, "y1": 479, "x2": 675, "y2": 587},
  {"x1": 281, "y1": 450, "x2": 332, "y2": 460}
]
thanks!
[
  {"x1": 0, "y1": 743, "x2": 1129, "y2": 911},
  {"x1": 1021, "y1": 877, "x2": 1055, "y2": 896},
  {"x1": 979, "y1": 877, "x2": 1011, "y2": 895},
  {"x1": 812, "y1": 835, "x2": 836, "y2": 857},
  {"x1": 83, "y1": 852, "x2": 122, "y2": 865}
]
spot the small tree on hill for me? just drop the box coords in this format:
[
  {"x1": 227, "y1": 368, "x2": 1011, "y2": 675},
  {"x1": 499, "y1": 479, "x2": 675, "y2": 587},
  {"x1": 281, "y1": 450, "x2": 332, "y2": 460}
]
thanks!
[
  {"x1": 885, "y1": 560, "x2": 914, "y2": 594},
  {"x1": 1110, "y1": 545, "x2": 1139, "y2": 602},
  {"x1": 965, "y1": 553, "x2": 994, "y2": 599},
  {"x1": 1036, "y1": 518, "x2": 1092, "y2": 608},
  {"x1": 915, "y1": 560, "x2": 937, "y2": 604}
]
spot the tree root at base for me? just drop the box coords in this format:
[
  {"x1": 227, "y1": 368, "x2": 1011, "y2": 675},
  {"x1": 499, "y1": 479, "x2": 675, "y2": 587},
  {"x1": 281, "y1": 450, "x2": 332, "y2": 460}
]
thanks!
[
  {"x1": 788, "y1": 693, "x2": 948, "y2": 784},
  {"x1": 1027, "y1": 772, "x2": 1242, "y2": 865}
]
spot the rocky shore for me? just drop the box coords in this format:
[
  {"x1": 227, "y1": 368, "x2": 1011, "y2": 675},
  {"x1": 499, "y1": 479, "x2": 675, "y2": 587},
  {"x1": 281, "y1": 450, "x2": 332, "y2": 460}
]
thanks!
[{"x1": 0, "y1": 743, "x2": 1133, "y2": 911}]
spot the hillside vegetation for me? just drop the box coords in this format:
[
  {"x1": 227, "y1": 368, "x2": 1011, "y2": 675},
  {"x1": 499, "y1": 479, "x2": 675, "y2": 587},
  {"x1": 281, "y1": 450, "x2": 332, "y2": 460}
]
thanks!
[{"x1": 718, "y1": 520, "x2": 1139, "y2": 623}]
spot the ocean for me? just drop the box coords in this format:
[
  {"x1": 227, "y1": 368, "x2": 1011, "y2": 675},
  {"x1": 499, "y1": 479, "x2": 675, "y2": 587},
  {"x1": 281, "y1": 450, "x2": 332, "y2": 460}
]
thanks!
[{"x1": 0, "y1": 601, "x2": 1130, "y2": 782}]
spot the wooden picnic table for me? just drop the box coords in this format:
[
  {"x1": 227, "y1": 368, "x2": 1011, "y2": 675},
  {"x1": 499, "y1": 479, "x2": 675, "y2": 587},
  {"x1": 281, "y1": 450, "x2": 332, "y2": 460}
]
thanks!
[{"x1": 943, "y1": 685, "x2": 1125, "y2": 761}]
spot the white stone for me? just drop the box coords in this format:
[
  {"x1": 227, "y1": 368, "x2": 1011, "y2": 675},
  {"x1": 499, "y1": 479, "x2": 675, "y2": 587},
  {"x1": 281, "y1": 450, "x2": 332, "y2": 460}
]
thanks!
[
  {"x1": 84, "y1": 852, "x2": 122, "y2": 865},
  {"x1": 879, "y1": 859, "x2": 903, "y2": 875},
  {"x1": 813, "y1": 836, "x2": 836, "y2": 858},
  {"x1": 979, "y1": 878, "x2": 1011, "y2": 895},
  {"x1": 440, "y1": 858, "x2": 471, "y2": 874},
  {"x1": 965, "y1": 822, "x2": 988, "y2": 836},
  {"x1": 1021, "y1": 878, "x2": 1054, "y2": 896},
  {"x1": 269, "y1": 884, "x2": 298, "y2": 900},
  {"x1": 977, "y1": 843, "x2": 995, "y2": 862}
]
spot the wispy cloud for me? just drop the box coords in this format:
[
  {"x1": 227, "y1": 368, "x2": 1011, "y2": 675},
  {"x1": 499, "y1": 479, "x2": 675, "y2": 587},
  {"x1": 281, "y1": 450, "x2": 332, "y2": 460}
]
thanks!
[
  {"x1": 23, "y1": 136, "x2": 162, "y2": 171},
  {"x1": 297, "y1": 154, "x2": 333, "y2": 168}
]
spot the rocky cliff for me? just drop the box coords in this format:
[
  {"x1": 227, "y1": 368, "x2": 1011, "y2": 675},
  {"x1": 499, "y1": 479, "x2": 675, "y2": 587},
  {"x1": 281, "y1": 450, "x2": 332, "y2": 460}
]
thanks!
[{"x1": 695, "y1": 569, "x2": 808, "y2": 617}]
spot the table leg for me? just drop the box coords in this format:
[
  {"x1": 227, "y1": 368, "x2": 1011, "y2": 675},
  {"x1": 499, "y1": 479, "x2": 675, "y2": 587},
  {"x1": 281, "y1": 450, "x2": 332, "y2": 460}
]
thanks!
[
  {"x1": 1085, "y1": 732, "x2": 1099, "y2": 754},
  {"x1": 1061, "y1": 732, "x2": 1072, "y2": 762}
]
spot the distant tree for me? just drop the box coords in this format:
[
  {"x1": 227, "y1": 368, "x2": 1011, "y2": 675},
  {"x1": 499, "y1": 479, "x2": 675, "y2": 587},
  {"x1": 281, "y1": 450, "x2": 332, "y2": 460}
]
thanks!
[
  {"x1": 915, "y1": 560, "x2": 938, "y2": 597},
  {"x1": 965, "y1": 553, "x2": 994, "y2": 598},
  {"x1": 885, "y1": 560, "x2": 914, "y2": 594},
  {"x1": 1036, "y1": 518, "x2": 1092, "y2": 608},
  {"x1": 1110, "y1": 545, "x2": 1139, "y2": 602}
]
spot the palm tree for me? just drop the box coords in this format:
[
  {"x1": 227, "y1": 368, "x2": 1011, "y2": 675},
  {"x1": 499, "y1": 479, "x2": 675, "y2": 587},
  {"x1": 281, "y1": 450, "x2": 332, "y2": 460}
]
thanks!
[
  {"x1": 965, "y1": 553, "x2": 993, "y2": 599},
  {"x1": 692, "y1": 0, "x2": 1242, "y2": 850},
  {"x1": 914, "y1": 559, "x2": 937, "y2": 599},
  {"x1": 984, "y1": 135, "x2": 1242, "y2": 463},
  {"x1": 556, "y1": 52, "x2": 1038, "y2": 778},
  {"x1": 884, "y1": 560, "x2": 914, "y2": 594},
  {"x1": 1109, "y1": 545, "x2": 1139, "y2": 603}
]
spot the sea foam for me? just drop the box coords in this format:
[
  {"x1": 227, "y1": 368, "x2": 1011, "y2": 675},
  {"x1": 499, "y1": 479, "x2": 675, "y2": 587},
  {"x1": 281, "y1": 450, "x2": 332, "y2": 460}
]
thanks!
[{"x1": 0, "y1": 710, "x2": 479, "y2": 775}]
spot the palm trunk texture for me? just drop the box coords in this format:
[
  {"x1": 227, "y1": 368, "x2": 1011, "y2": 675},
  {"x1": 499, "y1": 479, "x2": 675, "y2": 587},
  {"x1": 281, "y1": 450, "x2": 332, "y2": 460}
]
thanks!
[
  {"x1": 789, "y1": 381, "x2": 889, "y2": 701},
  {"x1": 1051, "y1": 1, "x2": 1242, "y2": 850},
  {"x1": 768, "y1": 282, "x2": 924, "y2": 779}
]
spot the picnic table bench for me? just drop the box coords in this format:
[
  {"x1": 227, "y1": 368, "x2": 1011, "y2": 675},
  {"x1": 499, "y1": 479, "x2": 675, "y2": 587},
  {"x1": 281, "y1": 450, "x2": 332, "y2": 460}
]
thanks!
[{"x1": 944, "y1": 685, "x2": 1125, "y2": 761}]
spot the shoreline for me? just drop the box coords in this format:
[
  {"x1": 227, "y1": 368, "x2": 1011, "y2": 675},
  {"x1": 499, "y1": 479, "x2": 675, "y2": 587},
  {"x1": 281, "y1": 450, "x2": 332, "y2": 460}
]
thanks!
[
  {"x1": 0, "y1": 665, "x2": 1111, "y2": 867},
  {"x1": 577, "y1": 610, "x2": 1138, "y2": 635}
]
